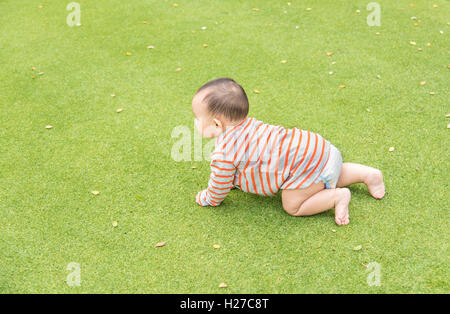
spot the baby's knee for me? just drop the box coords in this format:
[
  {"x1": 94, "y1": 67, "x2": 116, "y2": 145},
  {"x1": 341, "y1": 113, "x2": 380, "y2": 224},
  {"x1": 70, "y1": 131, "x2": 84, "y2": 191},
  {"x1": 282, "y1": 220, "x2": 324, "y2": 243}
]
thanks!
[
  {"x1": 282, "y1": 201, "x2": 307, "y2": 217},
  {"x1": 282, "y1": 201, "x2": 303, "y2": 216}
]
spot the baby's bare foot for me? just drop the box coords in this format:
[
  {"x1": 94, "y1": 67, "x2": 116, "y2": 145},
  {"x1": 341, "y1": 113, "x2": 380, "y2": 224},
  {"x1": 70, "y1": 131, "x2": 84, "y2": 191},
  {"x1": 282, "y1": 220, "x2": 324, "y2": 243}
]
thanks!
[
  {"x1": 335, "y1": 188, "x2": 351, "y2": 226},
  {"x1": 365, "y1": 169, "x2": 385, "y2": 199}
]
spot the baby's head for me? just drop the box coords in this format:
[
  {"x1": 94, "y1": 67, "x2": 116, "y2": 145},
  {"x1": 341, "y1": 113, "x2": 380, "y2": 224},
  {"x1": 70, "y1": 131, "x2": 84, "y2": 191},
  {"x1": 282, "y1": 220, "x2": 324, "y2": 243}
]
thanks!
[{"x1": 192, "y1": 78, "x2": 249, "y2": 138}]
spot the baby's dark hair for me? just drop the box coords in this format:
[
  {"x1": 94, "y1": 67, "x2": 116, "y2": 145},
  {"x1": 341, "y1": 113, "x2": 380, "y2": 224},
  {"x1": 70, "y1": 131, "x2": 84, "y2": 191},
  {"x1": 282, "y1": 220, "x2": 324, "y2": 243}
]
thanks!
[{"x1": 195, "y1": 78, "x2": 249, "y2": 122}]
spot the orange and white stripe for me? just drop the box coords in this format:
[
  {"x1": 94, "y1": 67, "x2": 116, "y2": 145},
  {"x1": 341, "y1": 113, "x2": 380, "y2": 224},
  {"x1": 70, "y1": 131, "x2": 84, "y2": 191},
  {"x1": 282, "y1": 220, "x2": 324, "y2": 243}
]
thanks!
[{"x1": 197, "y1": 117, "x2": 331, "y2": 206}]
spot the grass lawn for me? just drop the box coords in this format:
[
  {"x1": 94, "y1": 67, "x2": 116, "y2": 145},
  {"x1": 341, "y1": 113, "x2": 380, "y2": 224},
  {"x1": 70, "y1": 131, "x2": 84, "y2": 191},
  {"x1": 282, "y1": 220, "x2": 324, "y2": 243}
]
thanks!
[{"x1": 0, "y1": 0, "x2": 448, "y2": 293}]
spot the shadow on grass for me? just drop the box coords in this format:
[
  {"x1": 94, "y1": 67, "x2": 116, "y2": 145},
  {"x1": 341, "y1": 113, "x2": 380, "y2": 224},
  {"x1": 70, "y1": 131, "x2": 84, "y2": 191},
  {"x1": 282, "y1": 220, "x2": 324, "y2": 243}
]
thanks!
[{"x1": 209, "y1": 183, "x2": 379, "y2": 225}]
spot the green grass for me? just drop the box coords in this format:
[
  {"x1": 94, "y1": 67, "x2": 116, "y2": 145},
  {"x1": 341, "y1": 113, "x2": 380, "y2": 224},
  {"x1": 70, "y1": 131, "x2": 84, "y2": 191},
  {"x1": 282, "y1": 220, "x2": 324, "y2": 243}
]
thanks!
[{"x1": 0, "y1": 0, "x2": 448, "y2": 293}]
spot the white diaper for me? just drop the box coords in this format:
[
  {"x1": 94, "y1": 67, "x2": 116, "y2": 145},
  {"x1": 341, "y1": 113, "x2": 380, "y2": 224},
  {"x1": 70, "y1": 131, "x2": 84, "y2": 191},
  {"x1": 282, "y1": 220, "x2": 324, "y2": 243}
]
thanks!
[{"x1": 314, "y1": 144, "x2": 343, "y2": 189}]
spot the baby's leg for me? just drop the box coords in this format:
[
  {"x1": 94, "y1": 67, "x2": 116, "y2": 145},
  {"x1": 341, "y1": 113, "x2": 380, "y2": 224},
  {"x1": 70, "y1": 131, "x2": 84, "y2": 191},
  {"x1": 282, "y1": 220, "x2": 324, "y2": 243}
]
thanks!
[
  {"x1": 282, "y1": 182, "x2": 351, "y2": 225},
  {"x1": 337, "y1": 163, "x2": 385, "y2": 199}
]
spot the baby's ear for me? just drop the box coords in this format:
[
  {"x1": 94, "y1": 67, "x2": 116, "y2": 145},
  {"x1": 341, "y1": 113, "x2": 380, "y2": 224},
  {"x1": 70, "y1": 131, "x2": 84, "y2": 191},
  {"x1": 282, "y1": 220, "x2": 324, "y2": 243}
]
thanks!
[{"x1": 212, "y1": 118, "x2": 222, "y2": 128}]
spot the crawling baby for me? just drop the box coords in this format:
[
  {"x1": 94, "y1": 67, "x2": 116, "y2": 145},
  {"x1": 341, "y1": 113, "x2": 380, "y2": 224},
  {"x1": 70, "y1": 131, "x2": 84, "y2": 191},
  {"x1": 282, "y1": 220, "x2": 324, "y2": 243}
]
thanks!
[{"x1": 192, "y1": 78, "x2": 385, "y2": 225}]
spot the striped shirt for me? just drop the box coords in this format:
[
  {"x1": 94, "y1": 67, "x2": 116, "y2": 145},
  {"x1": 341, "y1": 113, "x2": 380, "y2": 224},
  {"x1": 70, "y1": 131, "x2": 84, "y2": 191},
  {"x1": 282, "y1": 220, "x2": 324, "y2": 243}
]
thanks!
[{"x1": 196, "y1": 116, "x2": 331, "y2": 207}]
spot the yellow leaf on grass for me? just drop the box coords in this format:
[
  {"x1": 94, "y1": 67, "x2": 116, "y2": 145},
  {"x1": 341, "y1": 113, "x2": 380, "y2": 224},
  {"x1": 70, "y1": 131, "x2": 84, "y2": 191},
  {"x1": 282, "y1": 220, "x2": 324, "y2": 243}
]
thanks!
[
  {"x1": 156, "y1": 241, "x2": 166, "y2": 247},
  {"x1": 253, "y1": 89, "x2": 260, "y2": 94},
  {"x1": 45, "y1": 125, "x2": 53, "y2": 129},
  {"x1": 339, "y1": 85, "x2": 346, "y2": 89},
  {"x1": 213, "y1": 244, "x2": 221, "y2": 249},
  {"x1": 409, "y1": 41, "x2": 416, "y2": 45},
  {"x1": 116, "y1": 108, "x2": 123, "y2": 113},
  {"x1": 91, "y1": 190, "x2": 100, "y2": 195},
  {"x1": 420, "y1": 81, "x2": 426, "y2": 86},
  {"x1": 219, "y1": 282, "x2": 227, "y2": 288},
  {"x1": 176, "y1": 67, "x2": 182, "y2": 72},
  {"x1": 280, "y1": 60, "x2": 287, "y2": 63},
  {"x1": 353, "y1": 245, "x2": 363, "y2": 251},
  {"x1": 252, "y1": 8, "x2": 259, "y2": 11},
  {"x1": 326, "y1": 51, "x2": 333, "y2": 56},
  {"x1": 125, "y1": 52, "x2": 132, "y2": 56},
  {"x1": 112, "y1": 221, "x2": 118, "y2": 227},
  {"x1": 202, "y1": 43, "x2": 208, "y2": 48}
]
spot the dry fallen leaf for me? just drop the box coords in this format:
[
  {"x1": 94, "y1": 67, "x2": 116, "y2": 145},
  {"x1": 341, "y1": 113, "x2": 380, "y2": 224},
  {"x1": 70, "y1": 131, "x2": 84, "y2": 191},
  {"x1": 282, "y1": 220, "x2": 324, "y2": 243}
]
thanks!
[
  {"x1": 202, "y1": 43, "x2": 208, "y2": 48},
  {"x1": 91, "y1": 190, "x2": 100, "y2": 195},
  {"x1": 45, "y1": 125, "x2": 53, "y2": 129},
  {"x1": 353, "y1": 245, "x2": 363, "y2": 251},
  {"x1": 252, "y1": 8, "x2": 259, "y2": 11},
  {"x1": 147, "y1": 45, "x2": 155, "y2": 49},
  {"x1": 356, "y1": 10, "x2": 361, "y2": 14},
  {"x1": 447, "y1": 124, "x2": 450, "y2": 129},
  {"x1": 433, "y1": 4, "x2": 438, "y2": 8},
  {"x1": 31, "y1": 76, "x2": 36, "y2": 79},
  {"x1": 111, "y1": 93, "x2": 116, "y2": 97},
  {"x1": 191, "y1": 166, "x2": 197, "y2": 169},
  {"x1": 176, "y1": 67, "x2": 182, "y2": 72},
  {"x1": 306, "y1": 8, "x2": 312, "y2": 11},
  {"x1": 418, "y1": 48, "x2": 422, "y2": 51},
  {"x1": 420, "y1": 81, "x2": 426, "y2": 86},
  {"x1": 31, "y1": 67, "x2": 36, "y2": 71},
  {"x1": 326, "y1": 51, "x2": 333, "y2": 56},
  {"x1": 172, "y1": 3, "x2": 179, "y2": 7},
  {"x1": 339, "y1": 85, "x2": 346, "y2": 89},
  {"x1": 409, "y1": 41, "x2": 416, "y2": 45},
  {"x1": 389, "y1": 147, "x2": 395, "y2": 152},
  {"x1": 219, "y1": 282, "x2": 227, "y2": 288},
  {"x1": 112, "y1": 221, "x2": 118, "y2": 227},
  {"x1": 429, "y1": 92, "x2": 435, "y2": 95},
  {"x1": 213, "y1": 244, "x2": 221, "y2": 249},
  {"x1": 375, "y1": 32, "x2": 380, "y2": 35},
  {"x1": 142, "y1": 21, "x2": 147, "y2": 24},
  {"x1": 332, "y1": 229, "x2": 336, "y2": 233},
  {"x1": 116, "y1": 108, "x2": 123, "y2": 113},
  {"x1": 445, "y1": 113, "x2": 450, "y2": 118},
  {"x1": 280, "y1": 60, "x2": 287, "y2": 63},
  {"x1": 125, "y1": 52, "x2": 132, "y2": 56},
  {"x1": 426, "y1": 42, "x2": 431, "y2": 47},
  {"x1": 253, "y1": 89, "x2": 260, "y2": 94},
  {"x1": 156, "y1": 241, "x2": 166, "y2": 247}
]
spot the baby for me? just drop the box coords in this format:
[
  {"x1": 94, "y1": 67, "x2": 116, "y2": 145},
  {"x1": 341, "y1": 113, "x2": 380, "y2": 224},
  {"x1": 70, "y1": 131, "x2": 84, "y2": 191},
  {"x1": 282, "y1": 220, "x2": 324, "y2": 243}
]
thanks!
[{"x1": 192, "y1": 78, "x2": 385, "y2": 225}]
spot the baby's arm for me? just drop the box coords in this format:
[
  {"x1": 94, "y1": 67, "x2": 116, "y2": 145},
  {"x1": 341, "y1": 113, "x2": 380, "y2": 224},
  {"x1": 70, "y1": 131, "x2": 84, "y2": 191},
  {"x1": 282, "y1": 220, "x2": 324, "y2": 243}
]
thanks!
[{"x1": 196, "y1": 155, "x2": 236, "y2": 207}]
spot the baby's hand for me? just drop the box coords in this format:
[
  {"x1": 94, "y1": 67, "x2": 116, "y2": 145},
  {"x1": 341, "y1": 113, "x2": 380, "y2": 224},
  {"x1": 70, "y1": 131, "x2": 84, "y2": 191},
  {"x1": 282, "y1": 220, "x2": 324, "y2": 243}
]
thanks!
[{"x1": 195, "y1": 191, "x2": 203, "y2": 206}]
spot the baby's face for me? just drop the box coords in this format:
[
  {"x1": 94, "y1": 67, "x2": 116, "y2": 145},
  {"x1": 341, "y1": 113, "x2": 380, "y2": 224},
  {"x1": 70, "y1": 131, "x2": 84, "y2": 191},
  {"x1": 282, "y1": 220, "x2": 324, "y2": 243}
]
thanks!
[{"x1": 192, "y1": 92, "x2": 223, "y2": 138}]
